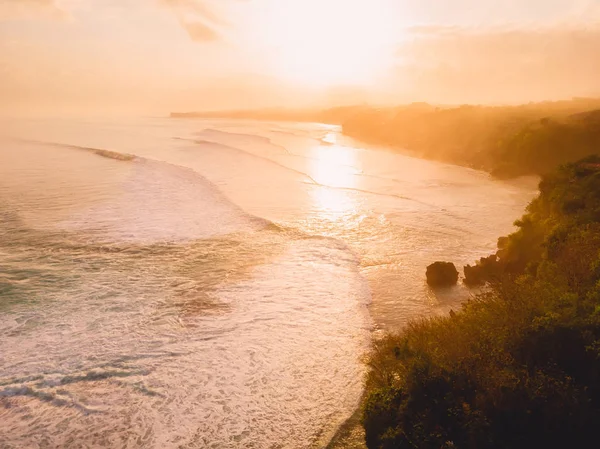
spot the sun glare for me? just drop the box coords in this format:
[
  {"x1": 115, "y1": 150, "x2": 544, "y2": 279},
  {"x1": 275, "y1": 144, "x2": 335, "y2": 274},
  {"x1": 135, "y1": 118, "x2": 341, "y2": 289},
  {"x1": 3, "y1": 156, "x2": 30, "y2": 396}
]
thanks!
[
  {"x1": 262, "y1": 0, "x2": 396, "y2": 87},
  {"x1": 309, "y1": 142, "x2": 361, "y2": 218}
]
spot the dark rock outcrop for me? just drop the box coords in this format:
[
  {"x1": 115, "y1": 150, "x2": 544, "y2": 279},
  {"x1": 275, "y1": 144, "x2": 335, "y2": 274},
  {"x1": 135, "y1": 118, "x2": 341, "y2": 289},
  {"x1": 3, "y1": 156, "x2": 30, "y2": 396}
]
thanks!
[
  {"x1": 426, "y1": 262, "x2": 459, "y2": 286},
  {"x1": 464, "y1": 254, "x2": 503, "y2": 286}
]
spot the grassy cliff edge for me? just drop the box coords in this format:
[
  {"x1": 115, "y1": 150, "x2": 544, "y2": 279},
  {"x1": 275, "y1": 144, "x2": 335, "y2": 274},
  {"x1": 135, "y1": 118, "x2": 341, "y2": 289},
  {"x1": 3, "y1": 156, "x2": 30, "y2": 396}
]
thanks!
[{"x1": 362, "y1": 156, "x2": 600, "y2": 449}]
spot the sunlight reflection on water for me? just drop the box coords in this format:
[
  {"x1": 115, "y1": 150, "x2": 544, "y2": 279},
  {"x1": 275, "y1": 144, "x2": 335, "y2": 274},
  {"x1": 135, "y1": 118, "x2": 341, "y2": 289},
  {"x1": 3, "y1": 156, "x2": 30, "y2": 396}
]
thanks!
[
  {"x1": 309, "y1": 144, "x2": 361, "y2": 219},
  {"x1": 0, "y1": 118, "x2": 538, "y2": 449}
]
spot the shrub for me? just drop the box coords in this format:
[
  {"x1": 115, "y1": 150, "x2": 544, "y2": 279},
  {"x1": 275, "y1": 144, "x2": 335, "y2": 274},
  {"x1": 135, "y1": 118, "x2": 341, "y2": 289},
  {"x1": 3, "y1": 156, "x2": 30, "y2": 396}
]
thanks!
[{"x1": 363, "y1": 158, "x2": 600, "y2": 448}]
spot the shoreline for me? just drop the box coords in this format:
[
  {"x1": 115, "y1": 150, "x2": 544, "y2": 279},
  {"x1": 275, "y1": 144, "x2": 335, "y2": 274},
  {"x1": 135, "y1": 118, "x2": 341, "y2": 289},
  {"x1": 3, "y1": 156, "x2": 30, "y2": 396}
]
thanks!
[
  {"x1": 326, "y1": 394, "x2": 366, "y2": 449},
  {"x1": 168, "y1": 114, "x2": 536, "y2": 183},
  {"x1": 167, "y1": 114, "x2": 538, "y2": 448},
  {"x1": 320, "y1": 144, "x2": 538, "y2": 449},
  {"x1": 358, "y1": 157, "x2": 600, "y2": 447}
]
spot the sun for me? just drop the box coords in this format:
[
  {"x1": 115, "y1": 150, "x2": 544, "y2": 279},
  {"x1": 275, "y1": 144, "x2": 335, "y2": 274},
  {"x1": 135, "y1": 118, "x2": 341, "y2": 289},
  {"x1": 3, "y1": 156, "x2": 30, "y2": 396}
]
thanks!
[{"x1": 260, "y1": 0, "x2": 397, "y2": 87}]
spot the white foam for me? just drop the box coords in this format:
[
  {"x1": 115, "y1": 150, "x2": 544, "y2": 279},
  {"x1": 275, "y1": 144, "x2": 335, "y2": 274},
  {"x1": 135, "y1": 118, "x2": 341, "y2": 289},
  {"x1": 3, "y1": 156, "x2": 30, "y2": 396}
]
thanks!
[
  {"x1": 56, "y1": 157, "x2": 266, "y2": 243},
  {"x1": 0, "y1": 237, "x2": 371, "y2": 449},
  {"x1": 0, "y1": 117, "x2": 537, "y2": 449}
]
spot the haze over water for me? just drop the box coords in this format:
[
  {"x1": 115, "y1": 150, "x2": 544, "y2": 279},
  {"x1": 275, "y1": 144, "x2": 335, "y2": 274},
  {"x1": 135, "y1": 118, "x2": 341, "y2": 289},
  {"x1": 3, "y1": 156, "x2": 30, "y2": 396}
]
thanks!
[{"x1": 0, "y1": 118, "x2": 536, "y2": 448}]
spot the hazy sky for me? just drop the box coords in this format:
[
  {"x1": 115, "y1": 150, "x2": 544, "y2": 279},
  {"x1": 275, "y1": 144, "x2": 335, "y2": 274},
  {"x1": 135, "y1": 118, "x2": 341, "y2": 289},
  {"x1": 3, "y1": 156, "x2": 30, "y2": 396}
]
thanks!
[{"x1": 1, "y1": 0, "x2": 600, "y2": 115}]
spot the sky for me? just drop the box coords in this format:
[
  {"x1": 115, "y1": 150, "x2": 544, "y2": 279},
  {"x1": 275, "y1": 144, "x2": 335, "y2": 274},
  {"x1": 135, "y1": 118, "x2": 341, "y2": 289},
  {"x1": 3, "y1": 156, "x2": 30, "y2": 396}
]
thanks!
[{"x1": 1, "y1": 0, "x2": 600, "y2": 115}]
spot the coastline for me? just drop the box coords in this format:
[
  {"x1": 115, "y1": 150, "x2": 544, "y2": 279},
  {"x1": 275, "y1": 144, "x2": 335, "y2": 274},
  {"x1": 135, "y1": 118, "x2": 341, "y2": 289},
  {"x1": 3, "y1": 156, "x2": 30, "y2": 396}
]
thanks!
[
  {"x1": 171, "y1": 99, "x2": 600, "y2": 183},
  {"x1": 358, "y1": 156, "x2": 600, "y2": 447},
  {"x1": 326, "y1": 395, "x2": 366, "y2": 449},
  {"x1": 320, "y1": 150, "x2": 538, "y2": 449},
  {"x1": 166, "y1": 114, "x2": 541, "y2": 448},
  {"x1": 169, "y1": 114, "x2": 522, "y2": 182}
]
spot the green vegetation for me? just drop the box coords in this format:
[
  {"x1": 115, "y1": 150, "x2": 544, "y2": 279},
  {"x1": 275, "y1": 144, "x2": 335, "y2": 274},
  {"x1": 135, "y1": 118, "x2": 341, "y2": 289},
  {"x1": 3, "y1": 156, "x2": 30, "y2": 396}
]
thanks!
[
  {"x1": 362, "y1": 156, "x2": 600, "y2": 449},
  {"x1": 342, "y1": 100, "x2": 600, "y2": 178},
  {"x1": 173, "y1": 98, "x2": 600, "y2": 178}
]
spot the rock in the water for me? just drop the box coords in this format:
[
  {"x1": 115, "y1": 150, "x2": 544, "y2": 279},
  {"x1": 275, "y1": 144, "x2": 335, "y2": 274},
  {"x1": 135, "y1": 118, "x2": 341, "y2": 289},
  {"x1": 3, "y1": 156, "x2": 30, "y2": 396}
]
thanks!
[{"x1": 426, "y1": 262, "x2": 459, "y2": 286}]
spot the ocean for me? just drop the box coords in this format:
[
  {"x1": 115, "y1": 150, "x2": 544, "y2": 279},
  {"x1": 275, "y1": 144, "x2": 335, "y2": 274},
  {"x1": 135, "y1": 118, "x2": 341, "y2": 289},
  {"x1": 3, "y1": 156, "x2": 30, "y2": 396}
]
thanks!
[{"x1": 0, "y1": 117, "x2": 537, "y2": 448}]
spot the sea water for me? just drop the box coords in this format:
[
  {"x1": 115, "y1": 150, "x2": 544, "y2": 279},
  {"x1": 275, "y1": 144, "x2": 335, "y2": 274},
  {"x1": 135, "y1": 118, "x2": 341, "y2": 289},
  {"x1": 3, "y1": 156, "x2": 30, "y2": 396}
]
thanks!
[{"x1": 0, "y1": 117, "x2": 536, "y2": 448}]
